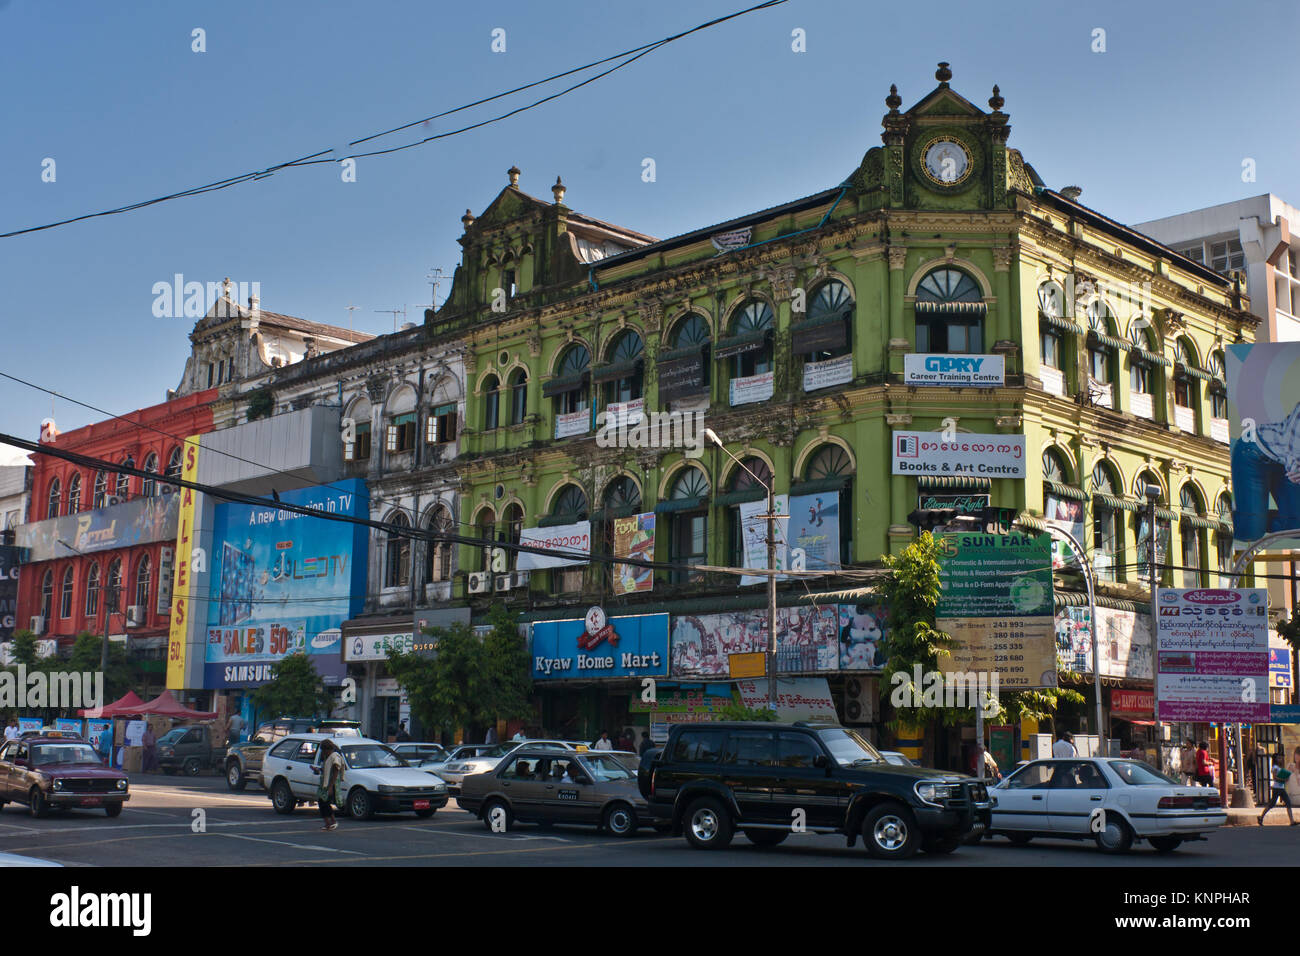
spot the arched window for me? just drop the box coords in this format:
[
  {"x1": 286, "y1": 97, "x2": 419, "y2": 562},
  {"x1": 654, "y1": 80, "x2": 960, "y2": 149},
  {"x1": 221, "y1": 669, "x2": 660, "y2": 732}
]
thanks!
[
  {"x1": 915, "y1": 268, "x2": 984, "y2": 354},
  {"x1": 67, "y1": 473, "x2": 81, "y2": 514},
  {"x1": 344, "y1": 400, "x2": 372, "y2": 462},
  {"x1": 385, "y1": 513, "x2": 411, "y2": 588},
  {"x1": 135, "y1": 554, "x2": 151, "y2": 610},
  {"x1": 672, "y1": 313, "x2": 711, "y2": 350},
  {"x1": 93, "y1": 470, "x2": 107, "y2": 509},
  {"x1": 721, "y1": 300, "x2": 774, "y2": 395},
  {"x1": 508, "y1": 369, "x2": 529, "y2": 425},
  {"x1": 1208, "y1": 351, "x2": 1228, "y2": 421},
  {"x1": 500, "y1": 503, "x2": 524, "y2": 571},
  {"x1": 476, "y1": 509, "x2": 497, "y2": 572},
  {"x1": 1091, "y1": 462, "x2": 1120, "y2": 582},
  {"x1": 1215, "y1": 493, "x2": 1234, "y2": 585},
  {"x1": 115, "y1": 458, "x2": 133, "y2": 501},
  {"x1": 1179, "y1": 485, "x2": 1206, "y2": 588},
  {"x1": 47, "y1": 477, "x2": 61, "y2": 519},
  {"x1": 603, "y1": 475, "x2": 642, "y2": 515},
  {"x1": 1084, "y1": 300, "x2": 1118, "y2": 395},
  {"x1": 798, "y1": 280, "x2": 854, "y2": 364},
  {"x1": 60, "y1": 566, "x2": 75, "y2": 618},
  {"x1": 667, "y1": 467, "x2": 710, "y2": 583},
  {"x1": 724, "y1": 457, "x2": 773, "y2": 567},
  {"x1": 165, "y1": 448, "x2": 183, "y2": 482},
  {"x1": 797, "y1": 445, "x2": 854, "y2": 567},
  {"x1": 1128, "y1": 326, "x2": 1157, "y2": 415},
  {"x1": 1038, "y1": 280, "x2": 1069, "y2": 381},
  {"x1": 598, "y1": 330, "x2": 645, "y2": 408},
  {"x1": 1134, "y1": 472, "x2": 1169, "y2": 586},
  {"x1": 40, "y1": 569, "x2": 53, "y2": 619},
  {"x1": 85, "y1": 563, "x2": 101, "y2": 617},
  {"x1": 107, "y1": 558, "x2": 123, "y2": 613},
  {"x1": 548, "y1": 345, "x2": 591, "y2": 423},
  {"x1": 385, "y1": 387, "x2": 418, "y2": 453},
  {"x1": 142, "y1": 453, "x2": 159, "y2": 497},
  {"x1": 1173, "y1": 339, "x2": 1200, "y2": 433},
  {"x1": 1042, "y1": 448, "x2": 1069, "y2": 484},
  {"x1": 660, "y1": 313, "x2": 712, "y2": 404},
  {"x1": 548, "y1": 485, "x2": 588, "y2": 593},
  {"x1": 482, "y1": 375, "x2": 501, "y2": 431},
  {"x1": 426, "y1": 506, "x2": 454, "y2": 584}
]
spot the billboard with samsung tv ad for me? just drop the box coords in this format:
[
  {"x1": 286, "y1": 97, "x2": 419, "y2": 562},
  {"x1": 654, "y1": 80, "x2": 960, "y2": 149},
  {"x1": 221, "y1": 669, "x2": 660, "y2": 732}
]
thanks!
[{"x1": 203, "y1": 479, "x2": 367, "y2": 688}]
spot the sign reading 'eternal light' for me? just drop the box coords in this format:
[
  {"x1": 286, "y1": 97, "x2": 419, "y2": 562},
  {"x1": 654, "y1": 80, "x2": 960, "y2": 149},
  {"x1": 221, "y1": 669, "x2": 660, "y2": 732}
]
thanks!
[
  {"x1": 891, "y1": 432, "x2": 1025, "y2": 478},
  {"x1": 903, "y1": 353, "x2": 1005, "y2": 387}
]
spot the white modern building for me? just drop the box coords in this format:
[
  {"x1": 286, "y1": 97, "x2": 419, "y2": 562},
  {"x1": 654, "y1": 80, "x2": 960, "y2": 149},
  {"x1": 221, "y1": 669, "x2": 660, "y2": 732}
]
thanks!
[
  {"x1": 0, "y1": 463, "x2": 31, "y2": 540},
  {"x1": 1138, "y1": 194, "x2": 1300, "y2": 341}
]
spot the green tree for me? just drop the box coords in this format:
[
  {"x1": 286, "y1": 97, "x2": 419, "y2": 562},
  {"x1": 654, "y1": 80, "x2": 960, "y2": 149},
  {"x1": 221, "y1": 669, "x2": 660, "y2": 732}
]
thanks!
[
  {"x1": 715, "y1": 700, "x2": 778, "y2": 721},
  {"x1": 61, "y1": 632, "x2": 134, "y2": 703},
  {"x1": 8, "y1": 629, "x2": 39, "y2": 666},
  {"x1": 480, "y1": 605, "x2": 534, "y2": 724},
  {"x1": 251, "y1": 652, "x2": 334, "y2": 719}
]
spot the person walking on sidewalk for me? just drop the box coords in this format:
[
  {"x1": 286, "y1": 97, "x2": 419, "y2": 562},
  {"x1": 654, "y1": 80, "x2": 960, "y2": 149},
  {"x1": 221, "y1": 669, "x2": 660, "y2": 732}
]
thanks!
[
  {"x1": 317, "y1": 739, "x2": 345, "y2": 831},
  {"x1": 1259, "y1": 753, "x2": 1298, "y2": 825},
  {"x1": 1194, "y1": 741, "x2": 1217, "y2": 787}
]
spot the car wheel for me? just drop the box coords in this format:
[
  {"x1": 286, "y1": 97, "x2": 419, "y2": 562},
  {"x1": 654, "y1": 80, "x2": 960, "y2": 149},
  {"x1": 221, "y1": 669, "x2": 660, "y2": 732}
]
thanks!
[
  {"x1": 1095, "y1": 814, "x2": 1133, "y2": 854},
  {"x1": 861, "y1": 802, "x2": 919, "y2": 860},
  {"x1": 271, "y1": 779, "x2": 296, "y2": 815},
  {"x1": 743, "y1": 828, "x2": 789, "y2": 847},
  {"x1": 105, "y1": 803, "x2": 123, "y2": 818},
  {"x1": 1007, "y1": 833, "x2": 1033, "y2": 846},
  {"x1": 414, "y1": 808, "x2": 436, "y2": 819},
  {"x1": 29, "y1": 787, "x2": 49, "y2": 819},
  {"x1": 1149, "y1": 835, "x2": 1182, "y2": 854},
  {"x1": 482, "y1": 798, "x2": 513, "y2": 833},
  {"x1": 226, "y1": 762, "x2": 246, "y2": 791},
  {"x1": 183, "y1": 757, "x2": 202, "y2": 777},
  {"x1": 603, "y1": 802, "x2": 638, "y2": 838},
  {"x1": 347, "y1": 788, "x2": 375, "y2": 821},
  {"x1": 683, "y1": 797, "x2": 733, "y2": 850}
]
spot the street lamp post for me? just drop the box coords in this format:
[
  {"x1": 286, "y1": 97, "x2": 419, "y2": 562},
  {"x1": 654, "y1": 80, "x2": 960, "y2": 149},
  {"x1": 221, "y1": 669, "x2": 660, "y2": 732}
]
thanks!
[
  {"x1": 1043, "y1": 523, "x2": 1103, "y2": 753},
  {"x1": 705, "y1": 429, "x2": 779, "y2": 710}
]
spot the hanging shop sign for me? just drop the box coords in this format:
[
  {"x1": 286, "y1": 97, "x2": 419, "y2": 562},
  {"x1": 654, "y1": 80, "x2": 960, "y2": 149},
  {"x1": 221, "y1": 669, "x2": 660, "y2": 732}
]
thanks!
[
  {"x1": 903, "y1": 353, "x2": 1004, "y2": 387},
  {"x1": 517, "y1": 521, "x2": 591, "y2": 571},
  {"x1": 612, "y1": 513, "x2": 655, "y2": 596},
  {"x1": 802, "y1": 354, "x2": 854, "y2": 392},
  {"x1": 1155, "y1": 587, "x2": 1269, "y2": 723},
  {"x1": 729, "y1": 370, "x2": 774, "y2": 407},
  {"x1": 892, "y1": 432, "x2": 1025, "y2": 478},
  {"x1": 531, "y1": 611, "x2": 669, "y2": 680}
]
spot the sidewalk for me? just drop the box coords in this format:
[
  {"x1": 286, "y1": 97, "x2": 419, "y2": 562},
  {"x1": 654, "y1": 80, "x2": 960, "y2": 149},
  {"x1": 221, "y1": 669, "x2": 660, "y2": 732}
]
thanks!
[{"x1": 1224, "y1": 807, "x2": 1300, "y2": 827}]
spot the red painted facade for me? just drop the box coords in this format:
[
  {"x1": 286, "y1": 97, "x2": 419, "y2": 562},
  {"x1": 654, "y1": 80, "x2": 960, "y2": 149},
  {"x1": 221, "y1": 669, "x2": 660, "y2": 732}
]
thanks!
[{"x1": 17, "y1": 390, "x2": 217, "y2": 647}]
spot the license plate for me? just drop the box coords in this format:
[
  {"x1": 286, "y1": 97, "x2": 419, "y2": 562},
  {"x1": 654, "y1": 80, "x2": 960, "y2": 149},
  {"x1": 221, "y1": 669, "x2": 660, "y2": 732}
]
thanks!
[
  {"x1": 81, "y1": 797, "x2": 102, "y2": 806},
  {"x1": 557, "y1": 790, "x2": 578, "y2": 801},
  {"x1": 413, "y1": 799, "x2": 430, "y2": 810}
]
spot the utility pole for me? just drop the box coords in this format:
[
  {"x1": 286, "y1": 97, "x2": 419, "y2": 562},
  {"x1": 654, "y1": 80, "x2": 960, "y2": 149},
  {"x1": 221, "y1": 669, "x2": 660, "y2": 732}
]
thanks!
[
  {"x1": 375, "y1": 307, "x2": 406, "y2": 333},
  {"x1": 1145, "y1": 485, "x2": 1160, "y2": 770},
  {"x1": 345, "y1": 305, "x2": 359, "y2": 338}
]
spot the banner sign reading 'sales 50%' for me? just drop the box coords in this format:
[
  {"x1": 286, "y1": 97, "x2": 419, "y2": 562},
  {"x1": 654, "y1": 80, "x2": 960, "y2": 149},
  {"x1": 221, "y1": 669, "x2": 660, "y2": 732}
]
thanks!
[
  {"x1": 1155, "y1": 587, "x2": 1269, "y2": 723},
  {"x1": 892, "y1": 432, "x2": 1025, "y2": 478}
]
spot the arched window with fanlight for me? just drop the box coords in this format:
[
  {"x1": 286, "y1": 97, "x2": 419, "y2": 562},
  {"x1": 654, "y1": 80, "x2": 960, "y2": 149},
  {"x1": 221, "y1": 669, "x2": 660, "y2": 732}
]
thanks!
[
  {"x1": 1037, "y1": 279, "x2": 1077, "y2": 396},
  {"x1": 165, "y1": 447, "x2": 183, "y2": 483},
  {"x1": 596, "y1": 330, "x2": 645, "y2": 416},
  {"x1": 85, "y1": 562, "x2": 101, "y2": 617},
  {"x1": 719, "y1": 300, "x2": 774, "y2": 405},
  {"x1": 1208, "y1": 351, "x2": 1228, "y2": 434},
  {"x1": 791, "y1": 444, "x2": 854, "y2": 567},
  {"x1": 1091, "y1": 461, "x2": 1122, "y2": 582},
  {"x1": 719, "y1": 456, "x2": 773, "y2": 569},
  {"x1": 481, "y1": 374, "x2": 500, "y2": 432},
  {"x1": 1043, "y1": 449, "x2": 1085, "y2": 567},
  {"x1": 599, "y1": 476, "x2": 644, "y2": 587},
  {"x1": 142, "y1": 453, "x2": 159, "y2": 497},
  {"x1": 508, "y1": 369, "x2": 529, "y2": 425},
  {"x1": 67, "y1": 474, "x2": 81, "y2": 514},
  {"x1": 93, "y1": 470, "x2": 107, "y2": 509},
  {"x1": 40, "y1": 569, "x2": 54, "y2": 620},
  {"x1": 1214, "y1": 492, "x2": 1234, "y2": 585},
  {"x1": 1134, "y1": 471, "x2": 1171, "y2": 586},
  {"x1": 546, "y1": 345, "x2": 591, "y2": 434},
  {"x1": 115, "y1": 458, "x2": 133, "y2": 502},
  {"x1": 1173, "y1": 338, "x2": 1202, "y2": 435},
  {"x1": 1127, "y1": 324, "x2": 1166, "y2": 421},
  {"x1": 47, "y1": 477, "x2": 61, "y2": 519},
  {"x1": 107, "y1": 558, "x2": 122, "y2": 613},
  {"x1": 135, "y1": 553, "x2": 151, "y2": 612},
  {"x1": 499, "y1": 503, "x2": 524, "y2": 571},
  {"x1": 660, "y1": 467, "x2": 710, "y2": 583},
  {"x1": 60, "y1": 566, "x2": 75, "y2": 618},
  {"x1": 475, "y1": 508, "x2": 497, "y2": 574},
  {"x1": 659, "y1": 313, "x2": 711, "y2": 406},
  {"x1": 1179, "y1": 485, "x2": 1209, "y2": 588},
  {"x1": 385, "y1": 512, "x2": 411, "y2": 589},
  {"x1": 426, "y1": 506, "x2": 454, "y2": 584},
  {"x1": 1084, "y1": 300, "x2": 1121, "y2": 407},
  {"x1": 796, "y1": 281, "x2": 854, "y2": 377},
  {"x1": 915, "y1": 268, "x2": 985, "y2": 354},
  {"x1": 546, "y1": 485, "x2": 589, "y2": 593}
]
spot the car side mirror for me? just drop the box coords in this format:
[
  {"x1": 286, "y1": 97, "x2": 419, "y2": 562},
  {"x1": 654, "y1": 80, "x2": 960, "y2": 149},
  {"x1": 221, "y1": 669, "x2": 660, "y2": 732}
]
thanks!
[
  {"x1": 813, "y1": 754, "x2": 828, "y2": 769},
  {"x1": 252, "y1": 736, "x2": 267, "y2": 744}
]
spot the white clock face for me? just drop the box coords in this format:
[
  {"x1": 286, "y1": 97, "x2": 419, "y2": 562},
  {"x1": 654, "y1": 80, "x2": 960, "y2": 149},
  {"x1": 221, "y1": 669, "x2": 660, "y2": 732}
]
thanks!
[
  {"x1": 585, "y1": 606, "x2": 606, "y2": 635},
  {"x1": 923, "y1": 140, "x2": 971, "y2": 185}
]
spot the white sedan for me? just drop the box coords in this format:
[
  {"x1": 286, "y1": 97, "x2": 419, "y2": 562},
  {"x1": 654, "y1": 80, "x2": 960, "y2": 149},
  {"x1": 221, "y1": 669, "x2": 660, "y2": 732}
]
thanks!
[{"x1": 988, "y1": 757, "x2": 1226, "y2": 853}]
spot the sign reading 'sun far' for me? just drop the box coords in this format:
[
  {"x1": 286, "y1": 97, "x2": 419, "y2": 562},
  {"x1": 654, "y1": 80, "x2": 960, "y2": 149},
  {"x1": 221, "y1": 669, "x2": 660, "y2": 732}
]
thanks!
[{"x1": 904, "y1": 353, "x2": 1004, "y2": 387}]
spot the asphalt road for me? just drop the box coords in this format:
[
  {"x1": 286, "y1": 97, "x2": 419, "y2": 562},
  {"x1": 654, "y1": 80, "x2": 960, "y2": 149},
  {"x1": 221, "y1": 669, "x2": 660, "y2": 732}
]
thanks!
[{"x1": 0, "y1": 774, "x2": 1294, "y2": 867}]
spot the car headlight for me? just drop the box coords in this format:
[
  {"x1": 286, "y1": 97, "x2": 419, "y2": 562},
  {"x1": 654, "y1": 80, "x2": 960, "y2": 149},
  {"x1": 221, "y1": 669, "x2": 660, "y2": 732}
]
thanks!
[
  {"x1": 53, "y1": 779, "x2": 63, "y2": 791},
  {"x1": 915, "y1": 781, "x2": 959, "y2": 805},
  {"x1": 117, "y1": 779, "x2": 127, "y2": 790},
  {"x1": 378, "y1": 785, "x2": 398, "y2": 793}
]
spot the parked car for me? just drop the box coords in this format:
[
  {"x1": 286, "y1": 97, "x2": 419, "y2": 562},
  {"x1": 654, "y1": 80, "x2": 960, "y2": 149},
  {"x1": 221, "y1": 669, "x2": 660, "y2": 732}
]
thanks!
[
  {"x1": 881, "y1": 751, "x2": 919, "y2": 768},
  {"x1": 261, "y1": 734, "x2": 449, "y2": 820},
  {"x1": 390, "y1": 742, "x2": 450, "y2": 769},
  {"x1": 602, "y1": 750, "x2": 641, "y2": 772},
  {"x1": 435, "y1": 741, "x2": 584, "y2": 794},
  {"x1": 0, "y1": 734, "x2": 129, "y2": 818},
  {"x1": 225, "y1": 718, "x2": 360, "y2": 791},
  {"x1": 158, "y1": 726, "x2": 225, "y2": 776},
  {"x1": 643, "y1": 721, "x2": 991, "y2": 859},
  {"x1": 987, "y1": 757, "x2": 1228, "y2": 853},
  {"x1": 458, "y1": 748, "x2": 652, "y2": 836}
]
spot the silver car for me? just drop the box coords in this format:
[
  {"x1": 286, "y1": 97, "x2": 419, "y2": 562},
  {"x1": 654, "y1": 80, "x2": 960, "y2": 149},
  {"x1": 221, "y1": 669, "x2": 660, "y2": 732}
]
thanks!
[{"x1": 437, "y1": 741, "x2": 590, "y2": 794}]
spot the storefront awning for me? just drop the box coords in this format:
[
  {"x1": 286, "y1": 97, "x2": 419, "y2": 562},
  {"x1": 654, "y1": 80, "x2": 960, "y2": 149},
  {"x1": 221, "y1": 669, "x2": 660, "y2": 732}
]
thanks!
[
  {"x1": 1044, "y1": 480, "x2": 1088, "y2": 502},
  {"x1": 916, "y1": 475, "x2": 992, "y2": 492},
  {"x1": 714, "y1": 487, "x2": 766, "y2": 507},
  {"x1": 1129, "y1": 346, "x2": 1172, "y2": 368},
  {"x1": 713, "y1": 329, "x2": 771, "y2": 359},
  {"x1": 591, "y1": 358, "x2": 643, "y2": 385},
  {"x1": 788, "y1": 476, "x2": 850, "y2": 496},
  {"x1": 1087, "y1": 329, "x2": 1128, "y2": 353},
  {"x1": 536, "y1": 512, "x2": 587, "y2": 528},
  {"x1": 1176, "y1": 363, "x2": 1217, "y2": 383},
  {"x1": 1040, "y1": 312, "x2": 1084, "y2": 335},
  {"x1": 1094, "y1": 493, "x2": 1141, "y2": 513},
  {"x1": 1181, "y1": 513, "x2": 1220, "y2": 531},
  {"x1": 541, "y1": 371, "x2": 589, "y2": 397},
  {"x1": 654, "y1": 496, "x2": 707, "y2": 514}
]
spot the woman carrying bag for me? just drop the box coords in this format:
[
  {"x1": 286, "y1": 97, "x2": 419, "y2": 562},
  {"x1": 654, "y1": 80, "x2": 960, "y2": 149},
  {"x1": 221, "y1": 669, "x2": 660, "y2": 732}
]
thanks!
[{"x1": 317, "y1": 738, "x2": 345, "y2": 831}]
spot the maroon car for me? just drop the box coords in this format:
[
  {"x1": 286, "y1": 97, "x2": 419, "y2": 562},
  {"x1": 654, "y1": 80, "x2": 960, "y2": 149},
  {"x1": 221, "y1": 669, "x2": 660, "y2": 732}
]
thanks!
[{"x1": 0, "y1": 734, "x2": 129, "y2": 818}]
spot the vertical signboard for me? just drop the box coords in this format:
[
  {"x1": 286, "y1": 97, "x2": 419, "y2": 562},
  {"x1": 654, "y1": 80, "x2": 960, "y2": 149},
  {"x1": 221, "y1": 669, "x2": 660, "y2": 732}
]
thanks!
[
  {"x1": 1155, "y1": 587, "x2": 1269, "y2": 722},
  {"x1": 166, "y1": 437, "x2": 200, "y2": 689},
  {"x1": 612, "y1": 513, "x2": 655, "y2": 596},
  {"x1": 0, "y1": 545, "x2": 20, "y2": 642}
]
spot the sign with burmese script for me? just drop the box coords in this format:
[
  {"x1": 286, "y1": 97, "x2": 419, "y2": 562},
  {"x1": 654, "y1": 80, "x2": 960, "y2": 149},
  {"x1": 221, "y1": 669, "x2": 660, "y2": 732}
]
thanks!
[
  {"x1": 658, "y1": 353, "x2": 706, "y2": 401},
  {"x1": 904, "y1": 353, "x2": 1004, "y2": 387},
  {"x1": 1155, "y1": 587, "x2": 1269, "y2": 723},
  {"x1": 517, "y1": 521, "x2": 591, "y2": 571},
  {"x1": 532, "y1": 612, "x2": 669, "y2": 680},
  {"x1": 892, "y1": 432, "x2": 1025, "y2": 479}
]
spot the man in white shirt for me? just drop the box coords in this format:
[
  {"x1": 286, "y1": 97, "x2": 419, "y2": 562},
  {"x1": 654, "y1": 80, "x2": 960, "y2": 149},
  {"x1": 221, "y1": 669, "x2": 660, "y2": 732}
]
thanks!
[
  {"x1": 593, "y1": 730, "x2": 613, "y2": 751},
  {"x1": 4, "y1": 718, "x2": 20, "y2": 741},
  {"x1": 1052, "y1": 731, "x2": 1077, "y2": 758}
]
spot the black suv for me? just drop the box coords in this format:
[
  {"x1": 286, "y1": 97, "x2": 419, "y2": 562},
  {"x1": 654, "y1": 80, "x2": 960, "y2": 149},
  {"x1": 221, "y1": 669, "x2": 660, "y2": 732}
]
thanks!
[{"x1": 641, "y1": 722, "x2": 990, "y2": 859}]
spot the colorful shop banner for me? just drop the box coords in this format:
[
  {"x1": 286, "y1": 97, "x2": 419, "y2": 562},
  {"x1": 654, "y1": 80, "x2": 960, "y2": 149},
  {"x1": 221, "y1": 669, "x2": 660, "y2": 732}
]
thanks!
[
  {"x1": 803, "y1": 354, "x2": 854, "y2": 392},
  {"x1": 919, "y1": 492, "x2": 989, "y2": 516},
  {"x1": 1044, "y1": 495, "x2": 1086, "y2": 571},
  {"x1": 17, "y1": 491, "x2": 180, "y2": 561},
  {"x1": 1155, "y1": 587, "x2": 1269, "y2": 723},
  {"x1": 517, "y1": 521, "x2": 591, "y2": 571},
  {"x1": 1110, "y1": 689, "x2": 1154, "y2": 719},
  {"x1": 892, "y1": 432, "x2": 1025, "y2": 479},
  {"x1": 739, "y1": 495, "x2": 788, "y2": 586},
  {"x1": 788, "y1": 493, "x2": 840, "y2": 572},
  {"x1": 612, "y1": 512, "x2": 655, "y2": 596},
  {"x1": 0, "y1": 544, "x2": 20, "y2": 641},
  {"x1": 735, "y1": 677, "x2": 838, "y2": 721},
  {"x1": 903, "y1": 353, "x2": 1004, "y2": 387},
  {"x1": 86, "y1": 719, "x2": 112, "y2": 758},
  {"x1": 937, "y1": 532, "x2": 1056, "y2": 689},
  {"x1": 1270, "y1": 647, "x2": 1292, "y2": 689},
  {"x1": 203, "y1": 479, "x2": 367, "y2": 688},
  {"x1": 1226, "y1": 343, "x2": 1300, "y2": 547},
  {"x1": 343, "y1": 631, "x2": 415, "y2": 662},
  {"x1": 630, "y1": 684, "x2": 735, "y2": 718},
  {"x1": 669, "y1": 605, "x2": 875, "y2": 677},
  {"x1": 531, "y1": 612, "x2": 669, "y2": 680},
  {"x1": 166, "y1": 436, "x2": 201, "y2": 690},
  {"x1": 729, "y1": 370, "x2": 774, "y2": 407},
  {"x1": 54, "y1": 718, "x2": 84, "y2": 735},
  {"x1": 1054, "y1": 605, "x2": 1153, "y2": 681}
]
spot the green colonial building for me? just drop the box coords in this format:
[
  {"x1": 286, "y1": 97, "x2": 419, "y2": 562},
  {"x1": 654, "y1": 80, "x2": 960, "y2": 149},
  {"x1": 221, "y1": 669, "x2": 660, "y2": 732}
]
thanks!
[{"x1": 425, "y1": 63, "x2": 1255, "y2": 763}]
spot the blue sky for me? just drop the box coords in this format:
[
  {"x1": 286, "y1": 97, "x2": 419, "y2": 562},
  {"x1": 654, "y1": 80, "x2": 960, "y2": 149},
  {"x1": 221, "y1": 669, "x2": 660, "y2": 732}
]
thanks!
[{"x1": 2, "y1": 0, "x2": 1296, "y2": 463}]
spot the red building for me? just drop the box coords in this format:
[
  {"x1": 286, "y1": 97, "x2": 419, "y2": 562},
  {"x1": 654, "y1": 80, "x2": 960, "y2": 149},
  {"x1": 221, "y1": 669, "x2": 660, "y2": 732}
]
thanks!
[{"x1": 15, "y1": 391, "x2": 217, "y2": 683}]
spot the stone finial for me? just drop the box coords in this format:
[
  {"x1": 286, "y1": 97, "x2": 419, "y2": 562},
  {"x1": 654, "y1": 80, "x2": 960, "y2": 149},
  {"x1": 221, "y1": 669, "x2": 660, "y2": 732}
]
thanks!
[
  {"x1": 885, "y1": 84, "x2": 902, "y2": 112},
  {"x1": 988, "y1": 84, "x2": 1004, "y2": 111},
  {"x1": 552, "y1": 176, "x2": 566, "y2": 204},
  {"x1": 461, "y1": 208, "x2": 475, "y2": 229},
  {"x1": 222, "y1": 277, "x2": 232, "y2": 298},
  {"x1": 935, "y1": 62, "x2": 952, "y2": 84},
  {"x1": 507, "y1": 165, "x2": 521, "y2": 187},
  {"x1": 1061, "y1": 185, "x2": 1083, "y2": 201}
]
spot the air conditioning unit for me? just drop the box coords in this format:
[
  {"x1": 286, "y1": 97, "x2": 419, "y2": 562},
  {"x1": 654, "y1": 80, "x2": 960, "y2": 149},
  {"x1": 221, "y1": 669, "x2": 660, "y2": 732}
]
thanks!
[
  {"x1": 843, "y1": 676, "x2": 877, "y2": 725},
  {"x1": 494, "y1": 571, "x2": 530, "y2": 592},
  {"x1": 105, "y1": 495, "x2": 124, "y2": 508},
  {"x1": 126, "y1": 605, "x2": 146, "y2": 627},
  {"x1": 467, "y1": 572, "x2": 491, "y2": 594},
  {"x1": 156, "y1": 483, "x2": 176, "y2": 496},
  {"x1": 29, "y1": 615, "x2": 46, "y2": 635}
]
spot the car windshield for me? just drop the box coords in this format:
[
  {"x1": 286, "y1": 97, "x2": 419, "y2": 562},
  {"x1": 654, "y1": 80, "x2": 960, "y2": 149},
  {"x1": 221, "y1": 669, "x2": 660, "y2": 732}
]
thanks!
[
  {"x1": 482, "y1": 744, "x2": 514, "y2": 757},
  {"x1": 318, "y1": 724, "x2": 361, "y2": 737},
  {"x1": 31, "y1": 743, "x2": 101, "y2": 766},
  {"x1": 816, "y1": 727, "x2": 883, "y2": 766},
  {"x1": 1108, "y1": 760, "x2": 1178, "y2": 786},
  {"x1": 159, "y1": 729, "x2": 188, "y2": 744},
  {"x1": 341, "y1": 744, "x2": 406, "y2": 769},
  {"x1": 579, "y1": 754, "x2": 633, "y2": 781}
]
